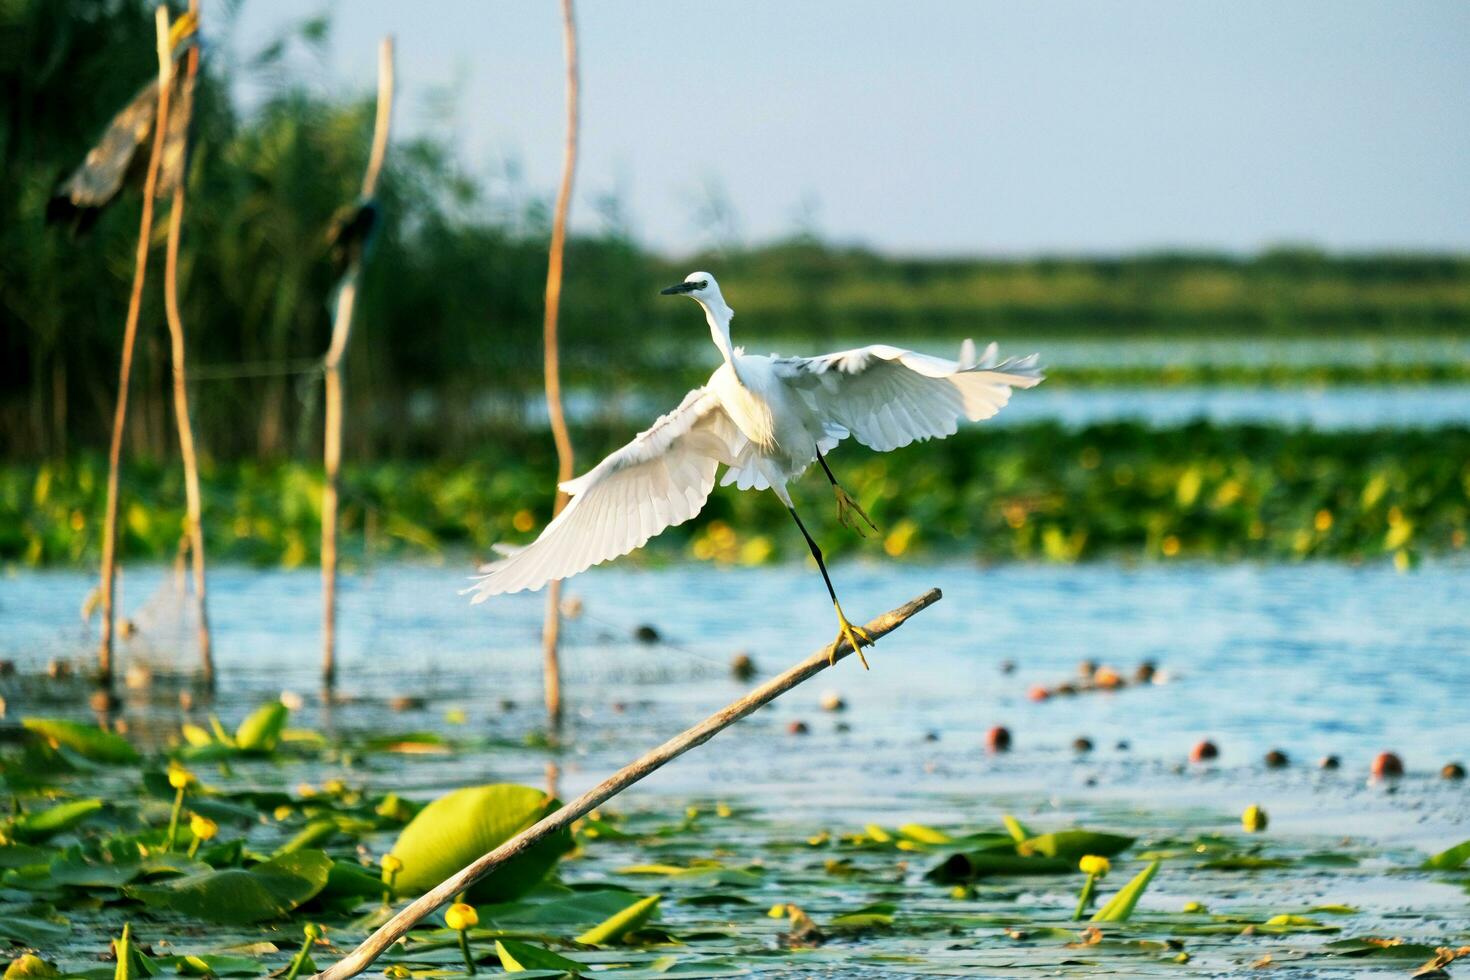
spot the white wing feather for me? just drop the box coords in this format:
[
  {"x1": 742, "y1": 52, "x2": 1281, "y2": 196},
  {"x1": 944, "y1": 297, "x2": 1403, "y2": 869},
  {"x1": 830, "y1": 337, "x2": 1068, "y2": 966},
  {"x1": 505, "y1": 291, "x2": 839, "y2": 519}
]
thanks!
[
  {"x1": 465, "y1": 388, "x2": 737, "y2": 599},
  {"x1": 774, "y1": 343, "x2": 1042, "y2": 453}
]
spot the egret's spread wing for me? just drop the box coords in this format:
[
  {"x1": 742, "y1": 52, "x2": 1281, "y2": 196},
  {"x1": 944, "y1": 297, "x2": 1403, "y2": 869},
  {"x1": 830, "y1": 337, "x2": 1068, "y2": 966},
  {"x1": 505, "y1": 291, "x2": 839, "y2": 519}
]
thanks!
[
  {"x1": 466, "y1": 388, "x2": 737, "y2": 599},
  {"x1": 773, "y1": 344, "x2": 1042, "y2": 452}
]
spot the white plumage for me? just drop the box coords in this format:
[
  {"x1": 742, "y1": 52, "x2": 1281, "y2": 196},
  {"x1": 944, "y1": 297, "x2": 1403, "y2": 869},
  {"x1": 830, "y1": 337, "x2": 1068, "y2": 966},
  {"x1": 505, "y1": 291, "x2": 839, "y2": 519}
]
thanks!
[{"x1": 468, "y1": 272, "x2": 1041, "y2": 604}]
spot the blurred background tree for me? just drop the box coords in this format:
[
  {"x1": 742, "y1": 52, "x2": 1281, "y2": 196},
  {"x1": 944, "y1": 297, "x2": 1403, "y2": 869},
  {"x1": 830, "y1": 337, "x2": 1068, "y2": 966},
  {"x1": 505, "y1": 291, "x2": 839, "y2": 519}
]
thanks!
[{"x1": 4, "y1": 0, "x2": 1470, "y2": 464}]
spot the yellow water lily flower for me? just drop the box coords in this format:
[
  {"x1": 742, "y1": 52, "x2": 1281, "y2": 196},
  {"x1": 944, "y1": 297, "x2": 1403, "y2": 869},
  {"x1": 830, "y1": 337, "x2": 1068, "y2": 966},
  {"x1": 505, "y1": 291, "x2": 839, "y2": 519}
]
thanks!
[
  {"x1": 1078, "y1": 854, "x2": 1111, "y2": 876},
  {"x1": 445, "y1": 902, "x2": 478, "y2": 932}
]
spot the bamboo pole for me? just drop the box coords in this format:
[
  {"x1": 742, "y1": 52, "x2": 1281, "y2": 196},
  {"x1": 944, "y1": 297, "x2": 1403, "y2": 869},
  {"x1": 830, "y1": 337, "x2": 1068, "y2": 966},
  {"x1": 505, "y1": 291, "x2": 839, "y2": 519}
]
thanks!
[
  {"x1": 322, "y1": 37, "x2": 394, "y2": 691},
  {"x1": 162, "y1": 0, "x2": 212, "y2": 692},
  {"x1": 97, "y1": 6, "x2": 176, "y2": 688},
  {"x1": 309, "y1": 588, "x2": 941, "y2": 980},
  {"x1": 539, "y1": 0, "x2": 581, "y2": 731}
]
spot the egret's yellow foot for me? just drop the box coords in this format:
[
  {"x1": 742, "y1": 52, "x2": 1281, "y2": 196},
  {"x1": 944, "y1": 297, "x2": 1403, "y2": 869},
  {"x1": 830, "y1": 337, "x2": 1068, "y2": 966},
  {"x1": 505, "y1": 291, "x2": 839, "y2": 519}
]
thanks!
[
  {"x1": 834, "y1": 486, "x2": 877, "y2": 536},
  {"x1": 830, "y1": 604, "x2": 873, "y2": 669}
]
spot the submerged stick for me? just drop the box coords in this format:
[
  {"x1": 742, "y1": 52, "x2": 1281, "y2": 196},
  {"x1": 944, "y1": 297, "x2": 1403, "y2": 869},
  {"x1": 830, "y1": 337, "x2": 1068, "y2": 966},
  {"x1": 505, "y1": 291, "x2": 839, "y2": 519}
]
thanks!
[
  {"x1": 162, "y1": 0, "x2": 212, "y2": 692},
  {"x1": 98, "y1": 6, "x2": 176, "y2": 687},
  {"x1": 309, "y1": 587, "x2": 941, "y2": 980},
  {"x1": 540, "y1": 0, "x2": 581, "y2": 730},
  {"x1": 322, "y1": 37, "x2": 394, "y2": 690}
]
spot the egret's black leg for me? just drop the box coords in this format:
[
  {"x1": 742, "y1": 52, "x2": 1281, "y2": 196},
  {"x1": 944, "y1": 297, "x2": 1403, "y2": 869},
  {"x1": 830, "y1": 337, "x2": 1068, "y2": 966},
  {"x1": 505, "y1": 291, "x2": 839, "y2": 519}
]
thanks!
[
  {"x1": 816, "y1": 449, "x2": 878, "y2": 536},
  {"x1": 787, "y1": 504, "x2": 873, "y2": 669}
]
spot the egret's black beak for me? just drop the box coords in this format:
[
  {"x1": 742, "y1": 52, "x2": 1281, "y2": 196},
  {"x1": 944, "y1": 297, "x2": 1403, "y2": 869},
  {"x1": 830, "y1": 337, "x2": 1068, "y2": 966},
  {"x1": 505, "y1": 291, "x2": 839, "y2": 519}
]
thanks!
[{"x1": 660, "y1": 281, "x2": 700, "y2": 295}]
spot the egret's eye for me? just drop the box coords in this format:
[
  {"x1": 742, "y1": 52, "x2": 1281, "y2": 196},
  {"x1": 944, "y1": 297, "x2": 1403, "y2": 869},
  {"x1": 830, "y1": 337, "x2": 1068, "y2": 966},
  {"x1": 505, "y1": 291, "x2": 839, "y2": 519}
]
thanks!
[{"x1": 693, "y1": 280, "x2": 708, "y2": 290}]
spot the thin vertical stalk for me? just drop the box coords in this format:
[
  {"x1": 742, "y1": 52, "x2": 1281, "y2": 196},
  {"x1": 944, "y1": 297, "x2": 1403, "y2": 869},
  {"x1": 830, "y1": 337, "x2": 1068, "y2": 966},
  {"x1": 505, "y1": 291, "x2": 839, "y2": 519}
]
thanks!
[
  {"x1": 322, "y1": 37, "x2": 394, "y2": 691},
  {"x1": 98, "y1": 6, "x2": 175, "y2": 688},
  {"x1": 162, "y1": 0, "x2": 211, "y2": 692},
  {"x1": 541, "y1": 0, "x2": 580, "y2": 730}
]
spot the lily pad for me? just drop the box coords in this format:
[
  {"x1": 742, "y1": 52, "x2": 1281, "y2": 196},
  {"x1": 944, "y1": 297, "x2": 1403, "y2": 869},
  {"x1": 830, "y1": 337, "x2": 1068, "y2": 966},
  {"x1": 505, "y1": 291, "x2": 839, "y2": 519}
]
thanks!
[
  {"x1": 386, "y1": 784, "x2": 570, "y2": 902},
  {"x1": 20, "y1": 719, "x2": 139, "y2": 765},
  {"x1": 927, "y1": 848, "x2": 1071, "y2": 882},
  {"x1": 125, "y1": 849, "x2": 332, "y2": 924},
  {"x1": 1018, "y1": 831, "x2": 1134, "y2": 861},
  {"x1": 494, "y1": 939, "x2": 583, "y2": 974},
  {"x1": 233, "y1": 702, "x2": 288, "y2": 754},
  {"x1": 10, "y1": 799, "x2": 105, "y2": 841},
  {"x1": 575, "y1": 894, "x2": 660, "y2": 945},
  {"x1": 1421, "y1": 838, "x2": 1470, "y2": 871},
  {"x1": 1091, "y1": 860, "x2": 1159, "y2": 922}
]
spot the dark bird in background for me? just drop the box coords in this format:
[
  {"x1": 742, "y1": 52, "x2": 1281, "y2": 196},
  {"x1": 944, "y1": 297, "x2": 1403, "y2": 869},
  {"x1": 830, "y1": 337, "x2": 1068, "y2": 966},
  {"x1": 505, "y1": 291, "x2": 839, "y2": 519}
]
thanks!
[
  {"x1": 325, "y1": 197, "x2": 381, "y2": 279},
  {"x1": 46, "y1": 11, "x2": 199, "y2": 233}
]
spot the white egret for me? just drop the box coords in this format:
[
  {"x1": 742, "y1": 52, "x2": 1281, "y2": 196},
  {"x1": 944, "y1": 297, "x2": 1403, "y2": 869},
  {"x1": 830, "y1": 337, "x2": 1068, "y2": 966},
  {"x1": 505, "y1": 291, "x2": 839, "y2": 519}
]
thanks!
[{"x1": 468, "y1": 272, "x2": 1042, "y2": 666}]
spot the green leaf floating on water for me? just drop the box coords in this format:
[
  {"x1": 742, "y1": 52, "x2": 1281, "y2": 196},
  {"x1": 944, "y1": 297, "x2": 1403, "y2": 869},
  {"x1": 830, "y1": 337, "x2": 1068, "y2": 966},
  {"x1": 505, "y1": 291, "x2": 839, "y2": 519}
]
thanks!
[
  {"x1": 575, "y1": 894, "x2": 660, "y2": 945},
  {"x1": 1421, "y1": 838, "x2": 1470, "y2": 870},
  {"x1": 0, "y1": 916, "x2": 70, "y2": 949},
  {"x1": 1018, "y1": 830, "x2": 1134, "y2": 861},
  {"x1": 386, "y1": 784, "x2": 570, "y2": 902},
  {"x1": 48, "y1": 850, "x2": 208, "y2": 888},
  {"x1": 926, "y1": 846, "x2": 1070, "y2": 882},
  {"x1": 125, "y1": 849, "x2": 332, "y2": 924},
  {"x1": 20, "y1": 718, "x2": 139, "y2": 765},
  {"x1": 3, "y1": 954, "x2": 61, "y2": 980},
  {"x1": 1001, "y1": 814, "x2": 1034, "y2": 844},
  {"x1": 233, "y1": 702, "x2": 288, "y2": 753},
  {"x1": 1091, "y1": 860, "x2": 1160, "y2": 922},
  {"x1": 494, "y1": 938, "x2": 583, "y2": 974},
  {"x1": 10, "y1": 799, "x2": 104, "y2": 841}
]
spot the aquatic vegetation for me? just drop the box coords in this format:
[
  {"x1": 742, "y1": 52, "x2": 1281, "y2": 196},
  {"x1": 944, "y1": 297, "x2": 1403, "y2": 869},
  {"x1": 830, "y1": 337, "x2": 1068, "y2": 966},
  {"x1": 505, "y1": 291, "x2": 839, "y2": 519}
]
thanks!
[{"x1": 4, "y1": 421, "x2": 1467, "y2": 570}]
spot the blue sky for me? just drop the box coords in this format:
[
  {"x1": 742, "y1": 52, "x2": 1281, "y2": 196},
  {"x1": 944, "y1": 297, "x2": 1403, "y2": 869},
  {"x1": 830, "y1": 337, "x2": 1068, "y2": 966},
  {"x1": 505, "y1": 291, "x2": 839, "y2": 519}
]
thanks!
[{"x1": 217, "y1": 1, "x2": 1470, "y2": 257}]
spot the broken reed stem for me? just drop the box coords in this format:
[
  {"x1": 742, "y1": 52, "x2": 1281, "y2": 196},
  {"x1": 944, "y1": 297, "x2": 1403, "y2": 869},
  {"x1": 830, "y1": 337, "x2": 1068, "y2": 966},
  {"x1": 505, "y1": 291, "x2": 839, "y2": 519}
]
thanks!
[
  {"x1": 98, "y1": 5, "x2": 175, "y2": 688},
  {"x1": 309, "y1": 588, "x2": 942, "y2": 980},
  {"x1": 539, "y1": 0, "x2": 580, "y2": 730},
  {"x1": 322, "y1": 37, "x2": 394, "y2": 691},
  {"x1": 162, "y1": 0, "x2": 212, "y2": 692}
]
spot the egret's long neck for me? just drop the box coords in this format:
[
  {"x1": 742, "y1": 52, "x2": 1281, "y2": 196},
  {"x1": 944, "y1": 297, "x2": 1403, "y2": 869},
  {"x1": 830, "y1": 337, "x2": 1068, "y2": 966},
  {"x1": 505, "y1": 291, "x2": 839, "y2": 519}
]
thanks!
[{"x1": 700, "y1": 298, "x2": 737, "y2": 368}]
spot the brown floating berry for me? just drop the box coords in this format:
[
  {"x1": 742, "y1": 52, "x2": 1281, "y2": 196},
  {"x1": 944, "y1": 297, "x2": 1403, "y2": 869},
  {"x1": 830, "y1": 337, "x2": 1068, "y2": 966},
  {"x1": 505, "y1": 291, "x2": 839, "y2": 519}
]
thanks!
[
  {"x1": 1073, "y1": 736, "x2": 1094, "y2": 753},
  {"x1": 1134, "y1": 660, "x2": 1157, "y2": 683},
  {"x1": 786, "y1": 720, "x2": 809, "y2": 735},
  {"x1": 1263, "y1": 749, "x2": 1289, "y2": 769},
  {"x1": 731, "y1": 652, "x2": 757, "y2": 682},
  {"x1": 1319, "y1": 754, "x2": 1341, "y2": 770},
  {"x1": 1190, "y1": 740, "x2": 1219, "y2": 763},
  {"x1": 633, "y1": 624, "x2": 661, "y2": 644},
  {"x1": 1441, "y1": 762, "x2": 1466, "y2": 780},
  {"x1": 1077, "y1": 659, "x2": 1097, "y2": 677},
  {"x1": 1370, "y1": 751, "x2": 1404, "y2": 779},
  {"x1": 985, "y1": 725, "x2": 1012, "y2": 753},
  {"x1": 1027, "y1": 685, "x2": 1050, "y2": 702}
]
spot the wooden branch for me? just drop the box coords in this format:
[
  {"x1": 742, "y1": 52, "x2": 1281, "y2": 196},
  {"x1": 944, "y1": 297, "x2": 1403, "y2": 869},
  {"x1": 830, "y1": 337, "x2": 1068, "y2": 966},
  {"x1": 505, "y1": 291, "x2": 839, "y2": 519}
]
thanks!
[
  {"x1": 98, "y1": 5, "x2": 176, "y2": 687},
  {"x1": 308, "y1": 588, "x2": 942, "y2": 980},
  {"x1": 162, "y1": 0, "x2": 212, "y2": 692},
  {"x1": 322, "y1": 37, "x2": 394, "y2": 690},
  {"x1": 540, "y1": 0, "x2": 580, "y2": 729}
]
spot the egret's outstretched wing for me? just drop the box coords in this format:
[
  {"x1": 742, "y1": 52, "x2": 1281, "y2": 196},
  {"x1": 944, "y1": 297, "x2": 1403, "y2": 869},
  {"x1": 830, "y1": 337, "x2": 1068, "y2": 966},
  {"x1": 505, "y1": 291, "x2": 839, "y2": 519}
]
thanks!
[
  {"x1": 774, "y1": 344, "x2": 1042, "y2": 452},
  {"x1": 466, "y1": 388, "x2": 738, "y2": 600}
]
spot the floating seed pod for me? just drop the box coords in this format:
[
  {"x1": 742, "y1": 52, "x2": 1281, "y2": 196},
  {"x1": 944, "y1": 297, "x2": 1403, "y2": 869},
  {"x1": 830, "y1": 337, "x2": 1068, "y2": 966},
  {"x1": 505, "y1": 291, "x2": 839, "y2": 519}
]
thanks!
[
  {"x1": 1442, "y1": 762, "x2": 1466, "y2": 780},
  {"x1": 1190, "y1": 740, "x2": 1219, "y2": 763},
  {"x1": 1027, "y1": 685, "x2": 1050, "y2": 702},
  {"x1": 1319, "y1": 754, "x2": 1341, "y2": 770},
  {"x1": 1134, "y1": 660, "x2": 1157, "y2": 683},
  {"x1": 1371, "y1": 751, "x2": 1404, "y2": 779},
  {"x1": 634, "y1": 624, "x2": 661, "y2": 644},
  {"x1": 820, "y1": 691, "x2": 846, "y2": 712},
  {"x1": 731, "y1": 652, "x2": 758, "y2": 681},
  {"x1": 787, "y1": 720, "x2": 809, "y2": 735},
  {"x1": 1264, "y1": 749, "x2": 1289, "y2": 769},
  {"x1": 985, "y1": 725, "x2": 1012, "y2": 752},
  {"x1": 1073, "y1": 736, "x2": 1094, "y2": 753}
]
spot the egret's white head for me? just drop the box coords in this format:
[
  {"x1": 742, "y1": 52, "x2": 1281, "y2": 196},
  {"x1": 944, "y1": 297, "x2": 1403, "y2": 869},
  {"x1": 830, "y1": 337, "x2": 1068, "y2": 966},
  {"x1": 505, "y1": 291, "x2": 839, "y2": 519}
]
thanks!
[{"x1": 660, "y1": 271, "x2": 732, "y2": 328}]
